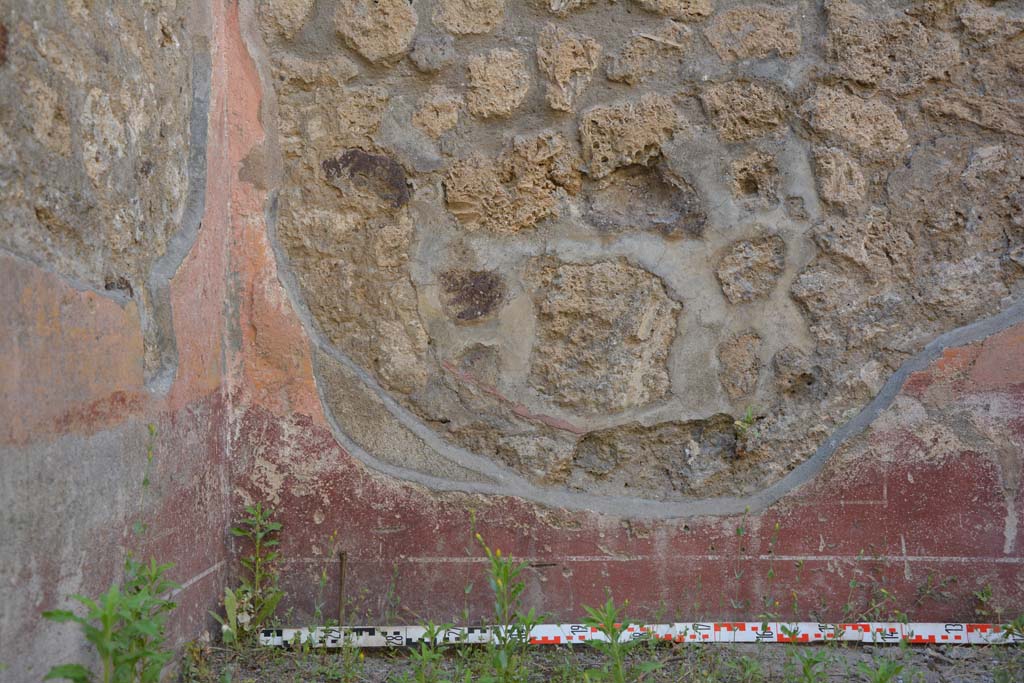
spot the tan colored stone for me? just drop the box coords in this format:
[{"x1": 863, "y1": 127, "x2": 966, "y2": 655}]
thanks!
[
  {"x1": 772, "y1": 346, "x2": 818, "y2": 397},
  {"x1": 410, "y1": 34, "x2": 455, "y2": 73},
  {"x1": 528, "y1": 258, "x2": 681, "y2": 413},
  {"x1": 826, "y1": 0, "x2": 960, "y2": 94},
  {"x1": 548, "y1": 0, "x2": 594, "y2": 16},
  {"x1": 578, "y1": 93, "x2": 679, "y2": 179},
  {"x1": 812, "y1": 208, "x2": 914, "y2": 281},
  {"x1": 335, "y1": 0, "x2": 417, "y2": 64},
  {"x1": 466, "y1": 49, "x2": 530, "y2": 118},
  {"x1": 24, "y1": 75, "x2": 71, "y2": 155},
  {"x1": 81, "y1": 88, "x2": 125, "y2": 188},
  {"x1": 606, "y1": 21, "x2": 690, "y2": 85},
  {"x1": 434, "y1": 0, "x2": 505, "y2": 35},
  {"x1": 718, "y1": 332, "x2": 762, "y2": 400},
  {"x1": 335, "y1": 86, "x2": 389, "y2": 146},
  {"x1": 443, "y1": 131, "x2": 579, "y2": 233},
  {"x1": 259, "y1": 0, "x2": 314, "y2": 39},
  {"x1": 813, "y1": 146, "x2": 866, "y2": 207},
  {"x1": 270, "y1": 54, "x2": 359, "y2": 94},
  {"x1": 496, "y1": 434, "x2": 575, "y2": 482},
  {"x1": 537, "y1": 24, "x2": 601, "y2": 112},
  {"x1": 716, "y1": 235, "x2": 786, "y2": 304},
  {"x1": 412, "y1": 87, "x2": 461, "y2": 138},
  {"x1": 568, "y1": 416, "x2": 737, "y2": 497},
  {"x1": 802, "y1": 87, "x2": 908, "y2": 158},
  {"x1": 730, "y1": 151, "x2": 779, "y2": 204},
  {"x1": 959, "y1": 3, "x2": 1024, "y2": 44},
  {"x1": 922, "y1": 94, "x2": 1024, "y2": 138},
  {"x1": 632, "y1": 0, "x2": 711, "y2": 21},
  {"x1": 277, "y1": 203, "x2": 429, "y2": 394},
  {"x1": 701, "y1": 81, "x2": 787, "y2": 142},
  {"x1": 704, "y1": 5, "x2": 800, "y2": 62},
  {"x1": 585, "y1": 164, "x2": 706, "y2": 239}
]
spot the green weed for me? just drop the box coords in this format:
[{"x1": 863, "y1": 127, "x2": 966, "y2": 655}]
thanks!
[
  {"x1": 213, "y1": 503, "x2": 285, "y2": 647},
  {"x1": 475, "y1": 531, "x2": 544, "y2": 683},
  {"x1": 581, "y1": 596, "x2": 660, "y2": 683},
  {"x1": 856, "y1": 658, "x2": 904, "y2": 683},
  {"x1": 42, "y1": 556, "x2": 178, "y2": 683}
]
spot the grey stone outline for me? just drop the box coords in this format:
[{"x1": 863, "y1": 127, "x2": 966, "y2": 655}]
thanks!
[
  {"x1": 263, "y1": 186, "x2": 1024, "y2": 518},
  {"x1": 142, "y1": 39, "x2": 212, "y2": 394}
]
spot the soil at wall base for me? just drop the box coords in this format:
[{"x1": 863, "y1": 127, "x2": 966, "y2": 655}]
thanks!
[{"x1": 188, "y1": 640, "x2": 1020, "y2": 682}]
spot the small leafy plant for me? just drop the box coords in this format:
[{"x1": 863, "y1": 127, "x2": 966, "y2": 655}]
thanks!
[
  {"x1": 786, "y1": 646, "x2": 831, "y2": 683},
  {"x1": 733, "y1": 406, "x2": 759, "y2": 438},
  {"x1": 407, "y1": 621, "x2": 454, "y2": 683},
  {"x1": 857, "y1": 658, "x2": 905, "y2": 683},
  {"x1": 725, "y1": 654, "x2": 765, "y2": 683},
  {"x1": 212, "y1": 503, "x2": 284, "y2": 646},
  {"x1": 42, "y1": 556, "x2": 178, "y2": 683},
  {"x1": 582, "y1": 596, "x2": 660, "y2": 683},
  {"x1": 476, "y1": 532, "x2": 544, "y2": 683}
]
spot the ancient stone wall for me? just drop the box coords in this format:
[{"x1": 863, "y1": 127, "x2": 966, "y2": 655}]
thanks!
[
  {"x1": 1, "y1": 1, "x2": 1023, "y2": 678},
  {"x1": 254, "y1": 0, "x2": 1024, "y2": 507}
]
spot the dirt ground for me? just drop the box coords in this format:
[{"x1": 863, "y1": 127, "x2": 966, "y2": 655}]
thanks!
[{"x1": 183, "y1": 640, "x2": 1023, "y2": 683}]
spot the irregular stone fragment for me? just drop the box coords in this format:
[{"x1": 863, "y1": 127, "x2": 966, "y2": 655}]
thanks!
[
  {"x1": 785, "y1": 196, "x2": 808, "y2": 220},
  {"x1": 704, "y1": 5, "x2": 800, "y2": 62},
  {"x1": 716, "y1": 235, "x2": 786, "y2": 304},
  {"x1": 585, "y1": 164, "x2": 705, "y2": 239},
  {"x1": 918, "y1": 257, "x2": 1009, "y2": 323},
  {"x1": 813, "y1": 146, "x2": 866, "y2": 207},
  {"x1": 434, "y1": 0, "x2": 505, "y2": 35},
  {"x1": 632, "y1": 0, "x2": 711, "y2": 21},
  {"x1": 718, "y1": 333, "x2": 762, "y2": 400},
  {"x1": 578, "y1": 93, "x2": 678, "y2": 179},
  {"x1": 887, "y1": 139, "x2": 1024, "y2": 267},
  {"x1": 270, "y1": 54, "x2": 358, "y2": 93},
  {"x1": 466, "y1": 49, "x2": 530, "y2": 118},
  {"x1": 812, "y1": 208, "x2": 914, "y2": 281},
  {"x1": 730, "y1": 151, "x2": 779, "y2": 204},
  {"x1": 453, "y1": 343, "x2": 501, "y2": 386},
  {"x1": 497, "y1": 434, "x2": 575, "y2": 481},
  {"x1": 412, "y1": 87, "x2": 461, "y2": 138},
  {"x1": 536, "y1": 24, "x2": 601, "y2": 112},
  {"x1": 569, "y1": 416, "x2": 737, "y2": 497},
  {"x1": 825, "y1": 0, "x2": 960, "y2": 94},
  {"x1": 259, "y1": 0, "x2": 314, "y2": 39},
  {"x1": 444, "y1": 131, "x2": 579, "y2": 233},
  {"x1": 548, "y1": 0, "x2": 594, "y2": 16},
  {"x1": 335, "y1": 0, "x2": 417, "y2": 64},
  {"x1": 439, "y1": 269, "x2": 507, "y2": 322},
  {"x1": 959, "y1": 3, "x2": 1024, "y2": 45},
  {"x1": 802, "y1": 87, "x2": 908, "y2": 158},
  {"x1": 410, "y1": 34, "x2": 455, "y2": 73},
  {"x1": 321, "y1": 149, "x2": 410, "y2": 209},
  {"x1": 701, "y1": 82, "x2": 786, "y2": 142},
  {"x1": 81, "y1": 88, "x2": 125, "y2": 187},
  {"x1": 606, "y1": 21, "x2": 690, "y2": 85},
  {"x1": 922, "y1": 95, "x2": 1024, "y2": 138},
  {"x1": 24, "y1": 75, "x2": 71, "y2": 155},
  {"x1": 528, "y1": 258, "x2": 681, "y2": 413},
  {"x1": 790, "y1": 264, "x2": 904, "y2": 351},
  {"x1": 772, "y1": 346, "x2": 819, "y2": 397},
  {"x1": 333, "y1": 87, "x2": 389, "y2": 147}
]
